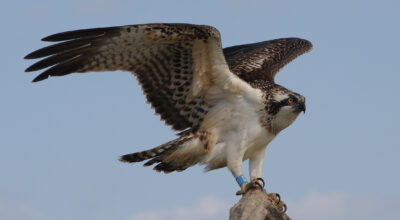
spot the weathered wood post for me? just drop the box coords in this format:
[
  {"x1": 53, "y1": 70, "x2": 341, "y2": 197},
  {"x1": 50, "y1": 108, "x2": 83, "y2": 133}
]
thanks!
[{"x1": 229, "y1": 188, "x2": 291, "y2": 220}]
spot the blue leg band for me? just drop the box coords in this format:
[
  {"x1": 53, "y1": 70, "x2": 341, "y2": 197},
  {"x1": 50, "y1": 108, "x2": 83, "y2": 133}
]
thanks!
[{"x1": 235, "y1": 174, "x2": 248, "y2": 187}]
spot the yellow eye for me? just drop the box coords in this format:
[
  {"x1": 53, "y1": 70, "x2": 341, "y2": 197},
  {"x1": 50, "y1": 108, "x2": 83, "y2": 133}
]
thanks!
[{"x1": 287, "y1": 98, "x2": 294, "y2": 104}]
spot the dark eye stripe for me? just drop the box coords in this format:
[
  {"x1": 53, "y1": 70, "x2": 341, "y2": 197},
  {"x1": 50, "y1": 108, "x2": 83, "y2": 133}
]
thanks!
[
  {"x1": 267, "y1": 95, "x2": 298, "y2": 115},
  {"x1": 267, "y1": 101, "x2": 286, "y2": 115},
  {"x1": 267, "y1": 101, "x2": 281, "y2": 115}
]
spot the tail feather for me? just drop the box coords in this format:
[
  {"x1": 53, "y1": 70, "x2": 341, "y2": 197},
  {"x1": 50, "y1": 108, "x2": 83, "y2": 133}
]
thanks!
[
  {"x1": 119, "y1": 137, "x2": 190, "y2": 163},
  {"x1": 119, "y1": 135, "x2": 203, "y2": 173}
]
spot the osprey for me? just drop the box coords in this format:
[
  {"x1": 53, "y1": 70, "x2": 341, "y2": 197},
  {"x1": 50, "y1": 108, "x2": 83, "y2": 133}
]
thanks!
[{"x1": 25, "y1": 23, "x2": 311, "y2": 202}]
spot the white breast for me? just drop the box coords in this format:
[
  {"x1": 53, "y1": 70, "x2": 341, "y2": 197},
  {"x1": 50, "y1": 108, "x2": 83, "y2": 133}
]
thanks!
[{"x1": 200, "y1": 86, "x2": 275, "y2": 168}]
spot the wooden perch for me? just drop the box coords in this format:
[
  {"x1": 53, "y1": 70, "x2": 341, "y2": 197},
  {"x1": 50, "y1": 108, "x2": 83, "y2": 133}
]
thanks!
[{"x1": 229, "y1": 188, "x2": 291, "y2": 220}]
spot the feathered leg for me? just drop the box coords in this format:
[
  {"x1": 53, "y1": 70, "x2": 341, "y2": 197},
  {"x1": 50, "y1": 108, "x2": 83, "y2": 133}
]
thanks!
[
  {"x1": 224, "y1": 133, "x2": 250, "y2": 195},
  {"x1": 248, "y1": 148, "x2": 266, "y2": 190}
]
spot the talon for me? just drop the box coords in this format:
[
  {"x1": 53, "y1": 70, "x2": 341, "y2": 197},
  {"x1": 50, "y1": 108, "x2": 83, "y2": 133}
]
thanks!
[
  {"x1": 276, "y1": 193, "x2": 281, "y2": 203},
  {"x1": 267, "y1": 192, "x2": 287, "y2": 214},
  {"x1": 256, "y1": 178, "x2": 265, "y2": 188},
  {"x1": 235, "y1": 177, "x2": 266, "y2": 195},
  {"x1": 280, "y1": 204, "x2": 287, "y2": 214},
  {"x1": 254, "y1": 180, "x2": 263, "y2": 190}
]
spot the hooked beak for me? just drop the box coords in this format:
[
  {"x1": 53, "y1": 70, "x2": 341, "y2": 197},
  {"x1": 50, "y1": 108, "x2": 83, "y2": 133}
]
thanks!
[{"x1": 296, "y1": 102, "x2": 306, "y2": 113}]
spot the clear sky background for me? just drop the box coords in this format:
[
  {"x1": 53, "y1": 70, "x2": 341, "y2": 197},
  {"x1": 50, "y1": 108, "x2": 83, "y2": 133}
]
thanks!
[{"x1": 1, "y1": 0, "x2": 399, "y2": 219}]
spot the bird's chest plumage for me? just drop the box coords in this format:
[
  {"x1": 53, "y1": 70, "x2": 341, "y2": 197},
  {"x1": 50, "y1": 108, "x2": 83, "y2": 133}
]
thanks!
[
  {"x1": 200, "y1": 91, "x2": 275, "y2": 164},
  {"x1": 241, "y1": 121, "x2": 275, "y2": 160}
]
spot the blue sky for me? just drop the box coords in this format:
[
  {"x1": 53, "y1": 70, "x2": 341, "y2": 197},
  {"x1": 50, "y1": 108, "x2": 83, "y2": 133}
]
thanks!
[{"x1": 1, "y1": 0, "x2": 399, "y2": 219}]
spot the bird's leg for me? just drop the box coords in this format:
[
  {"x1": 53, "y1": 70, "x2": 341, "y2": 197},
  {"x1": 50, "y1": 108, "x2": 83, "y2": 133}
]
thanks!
[
  {"x1": 226, "y1": 146, "x2": 248, "y2": 195},
  {"x1": 228, "y1": 160, "x2": 249, "y2": 195},
  {"x1": 234, "y1": 150, "x2": 266, "y2": 195},
  {"x1": 249, "y1": 149, "x2": 266, "y2": 190},
  {"x1": 235, "y1": 174, "x2": 249, "y2": 195}
]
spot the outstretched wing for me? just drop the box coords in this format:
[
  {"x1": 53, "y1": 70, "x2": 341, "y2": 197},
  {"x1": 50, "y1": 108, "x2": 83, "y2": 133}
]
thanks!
[
  {"x1": 25, "y1": 23, "x2": 253, "y2": 131},
  {"x1": 223, "y1": 38, "x2": 312, "y2": 83}
]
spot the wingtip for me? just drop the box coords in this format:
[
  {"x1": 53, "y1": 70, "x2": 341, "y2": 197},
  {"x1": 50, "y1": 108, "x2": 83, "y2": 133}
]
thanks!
[
  {"x1": 305, "y1": 39, "x2": 313, "y2": 49},
  {"x1": 41, "y1": 32, "x2": 65, "y2": 42},
  {"x1": 292, "y1": 38, "x2": 313, "y2": 53},
  {"x1": 41, "y1": 35, "x2": 58, "y2": 42},
  {"x1": 40, "y1": 27, "x2": 111, "y2": 42},
  {"x1": 25, "y1": 65, "x2": 36, "y2": 72},
  {"x1": 24, "y1": 53, "x2": 36, "y2": 60},
  {"x1": 298, "y1": 38, "x2": 313, "y2": 51},
  {"x1": 32, "y1": 74, "x2": 48, "y2": 82},
  {"x1": 41, "y1": 31, "x2": 72, "y2": 42},
  {"x1": 119, "y1": 155, "x2": 130, "y2": 163},
  {"x1": 287, "y1": 37, "x2": 313, "y2": 49},
  {"x1": 24, "y1": 49, "x2": 48, "y2": 59}
]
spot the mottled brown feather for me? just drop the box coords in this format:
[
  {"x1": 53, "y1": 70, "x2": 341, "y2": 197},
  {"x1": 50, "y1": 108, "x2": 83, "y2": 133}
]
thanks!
[
  {"x1": 25, "y1": 23, "x2": 218, "y2": 131},
  {"x1": 120, "y1": 135, "x2": 197, "y2": 173},
  {"x1": 223, "y1": 38, "x2": 312, "y2": 83}
]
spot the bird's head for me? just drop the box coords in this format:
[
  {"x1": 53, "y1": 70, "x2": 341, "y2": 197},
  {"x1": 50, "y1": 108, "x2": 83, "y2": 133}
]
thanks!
[{"x1": 264, "y1": 86, "x2": 305, "y2": 134}]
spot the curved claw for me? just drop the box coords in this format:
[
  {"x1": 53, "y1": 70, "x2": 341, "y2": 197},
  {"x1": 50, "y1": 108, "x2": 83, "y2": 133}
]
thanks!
[
  {"x1": 254, "y1": 180, "x2": 263, "y2": 190},
  {"x1": 275, "y1": 193, "x2": 281, "y2": 203},
  {"x1": 266, "y1": 193, "x2": 287, "y2": 214},
  {"x1": 280, "y1": 203, "x2": 287, "y2": 214},
  {"x1": 256, "y1": 178, "x2": 265, "y2": 188},
  {"x1": 274, "y1": 193, "x2": 286, "y2": 213}
]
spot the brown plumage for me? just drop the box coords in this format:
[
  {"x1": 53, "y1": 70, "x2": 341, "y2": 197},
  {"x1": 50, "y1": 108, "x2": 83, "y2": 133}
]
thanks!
[
  {"x1": 120, "y1": 135, "x2": 194, "y2": 173},
  {"x1": 25, "y1": 24, "x2": 217, "y2": 131},
  {"x1": 223, "y1": 38, "x2": 312, "y2": 83},
  {"x1": 25, "y1": 23, "x2": 312, "y2": 173}
]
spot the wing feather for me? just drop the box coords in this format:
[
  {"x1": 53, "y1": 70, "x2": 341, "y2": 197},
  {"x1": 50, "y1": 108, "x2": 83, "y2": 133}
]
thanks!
[
  {"x1": 223, "y1": 38, "x2": 312, "y2": 83},
  {"x1": 25, "y1": 23, "x2": 249, "y2": 131}
]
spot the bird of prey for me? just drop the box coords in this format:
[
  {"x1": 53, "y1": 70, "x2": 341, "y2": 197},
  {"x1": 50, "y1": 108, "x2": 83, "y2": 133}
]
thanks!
[{"x1": 25, "y1": 23, "x2": 311, "y2": 197}]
